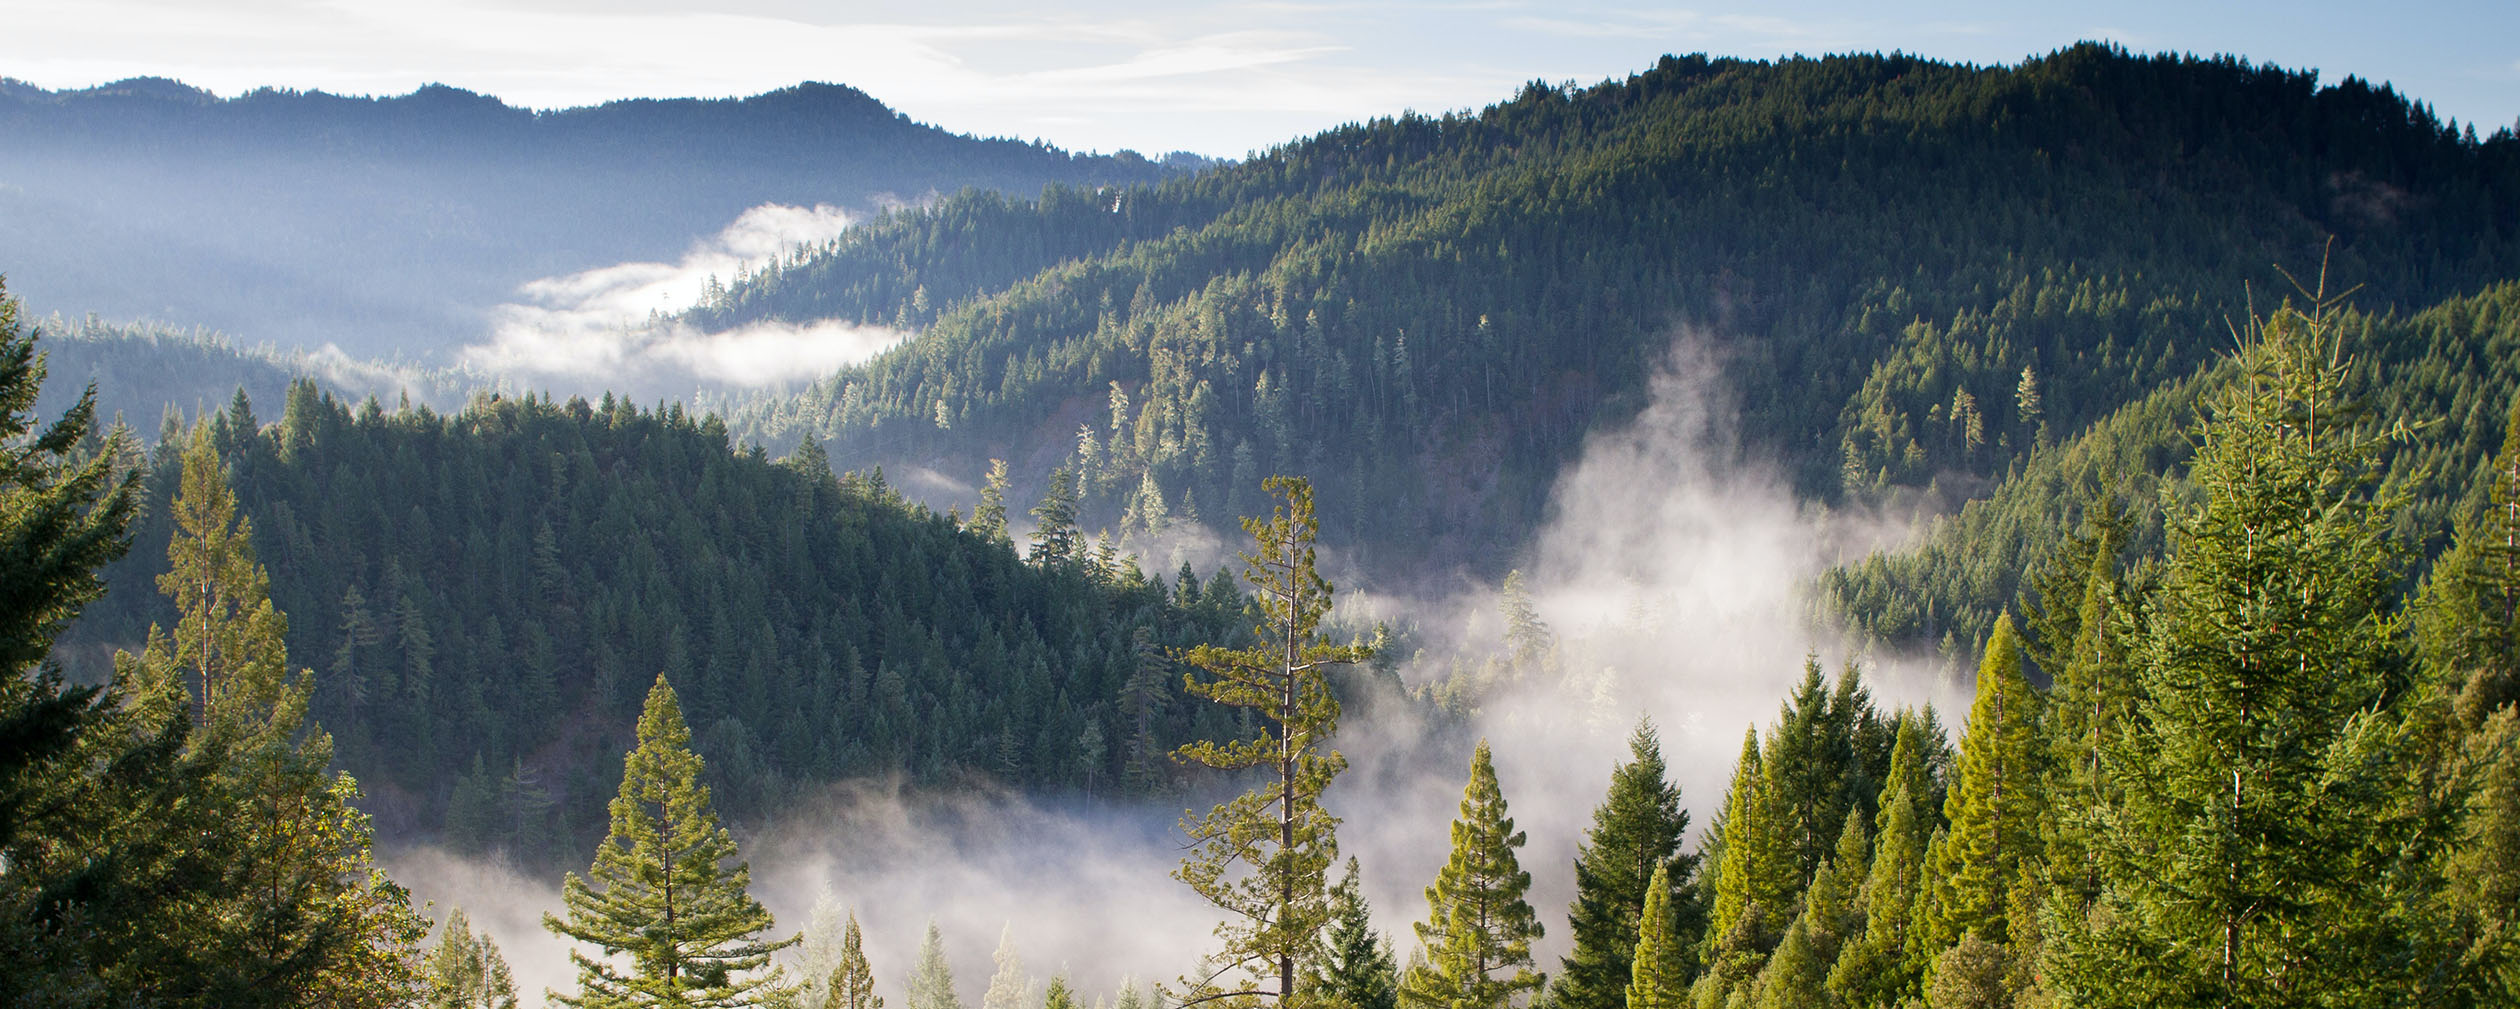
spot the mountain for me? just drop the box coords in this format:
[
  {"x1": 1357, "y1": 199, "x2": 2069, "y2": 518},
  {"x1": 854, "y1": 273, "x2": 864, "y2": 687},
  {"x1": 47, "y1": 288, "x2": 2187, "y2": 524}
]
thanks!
[
  {"x1": 0, "y1": 76, "x2": 1189, "y2": 355},
  {"x1": 690, "y1": 44, "x2": 2520, "y2": 585}
]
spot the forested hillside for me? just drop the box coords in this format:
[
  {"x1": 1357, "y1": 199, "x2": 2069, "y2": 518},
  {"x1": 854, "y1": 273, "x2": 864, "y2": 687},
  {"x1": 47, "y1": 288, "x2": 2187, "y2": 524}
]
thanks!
[
  {"x1": 0, "y1": 76, "x2": 1190, "y2": 352},
  {"x1": 26, "y1": 312, "x2": 484, "y2": 428},
  {"x1": 58, "y1": 381, "x2": 1284, "y2": 864},
  {"x1": 694, "y1": 44, "x2": 2520, "y2": 581}
]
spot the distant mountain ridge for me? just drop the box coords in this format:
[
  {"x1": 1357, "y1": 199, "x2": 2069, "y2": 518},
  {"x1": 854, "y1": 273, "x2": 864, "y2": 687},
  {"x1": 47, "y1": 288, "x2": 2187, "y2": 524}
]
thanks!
[{"x1": 0, "y1": 75, "x2": 1199, "y2": 355}]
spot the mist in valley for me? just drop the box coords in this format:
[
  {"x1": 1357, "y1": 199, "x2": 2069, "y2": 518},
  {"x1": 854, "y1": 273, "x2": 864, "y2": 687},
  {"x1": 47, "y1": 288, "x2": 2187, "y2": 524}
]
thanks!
[{"x1": 392, "y1": 335, "x2": 1953, "y2": 1008}]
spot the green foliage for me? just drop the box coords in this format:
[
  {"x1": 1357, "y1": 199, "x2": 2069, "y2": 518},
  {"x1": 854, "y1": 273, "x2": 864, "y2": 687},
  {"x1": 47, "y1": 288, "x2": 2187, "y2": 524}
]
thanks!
[
  {"x1": 703, "y1": 46, "x2": 2520, "y2": 585},
  {"x1": 1917, "y1": 615, "x2": 2044, "y2": 954},
  {"x1": 62, "y1": 384, "x2": 1252, "y2": 865},
  {"x1": 828, "y1": 913, "x2": 882, "y2": 1009},
  {"x1": 2046, "y1": 302, "x2": 2464, "y2": 1007},
  {"x1": 425, "y1": 909, "x2": 521, "y2": 1009},
  {"x1": 1174, "y1": 476, "x2": 1368, "y2": 1009},
  {"x1": 1824, "y1": 711, "x2": 1944, "y2": 1009},
  {"x1": 1307, "y1": 858, "x2": 1400, "y2": 1009},
  {"x1": 546, "y1": 674, "x2": 797, "y2": 1009},
  {"x1": 1401, "y1": 741, "x2": 1545, "y2": 1009},
  {"x1": 1553, "y1": 720, "x2": 1696, "y2": 1009},
  {"x1": 1623, "y1": 863, "x2": 1688, "y2": 1009}
]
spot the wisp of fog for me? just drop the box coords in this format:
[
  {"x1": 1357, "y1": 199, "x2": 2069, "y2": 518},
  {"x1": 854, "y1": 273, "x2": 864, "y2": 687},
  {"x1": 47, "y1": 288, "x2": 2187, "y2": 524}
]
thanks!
[{"x1": 393, "y1": 334, "x2": 1948, "y2": 1009}]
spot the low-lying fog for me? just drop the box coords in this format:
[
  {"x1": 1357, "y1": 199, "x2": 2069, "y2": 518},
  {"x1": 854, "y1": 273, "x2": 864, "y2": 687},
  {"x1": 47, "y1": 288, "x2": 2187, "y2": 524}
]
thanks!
[{"x1": 387, "y1": 336, "x2": 1956, "y2": 1007}]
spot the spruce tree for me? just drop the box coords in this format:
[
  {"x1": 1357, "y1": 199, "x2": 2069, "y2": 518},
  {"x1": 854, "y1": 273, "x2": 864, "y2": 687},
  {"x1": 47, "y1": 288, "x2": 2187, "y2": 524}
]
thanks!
[
  {"x1": 1918, "y1": 615, "x2": 2044, "y2": 953},
  {"x1": 1623, "y1": 863, "x2": 1688, "y2": 1009},
  {"x1": 2049, "y1": 301, "x2": 2462, "y2": 1007},
  {"x1": 1175, "y1": 476, "x2": 1368, "y2": 1008},
  {"x1": 1746, "y1": 817, "x2": 1867, "y2": 1009},
  {"x1": 546, "y1": 674, "x2": 796, "y2": 1008},
  {"x1": 984, "y1": 926, "x2": 1031, "y2": 1009},
  {"x1": 1553, "y1": 721, "x2": 1694, "y2": 1009},
  {"x1": 907, "y1": 923, "x2": 963, "y2": 1009},
  {"x1": 425, "y1": 909, "x2": 520, "y2": 1009},
  {"x1": 1825, "y1": 710, "x2": 1940, "y2": 1009},
  {"x1": 1308, "y1": 858, "x2": 1399, "y2": 1009},
  {"x1": 2418, "y1": 393, "x2": 2520, "y2": 725},
  {"x1": 1401, "y1": 741, "x2": 1544, "y2": 1009},
  {"x1": 829, "y1": 913, "x2": 882, "y2": 1009}
]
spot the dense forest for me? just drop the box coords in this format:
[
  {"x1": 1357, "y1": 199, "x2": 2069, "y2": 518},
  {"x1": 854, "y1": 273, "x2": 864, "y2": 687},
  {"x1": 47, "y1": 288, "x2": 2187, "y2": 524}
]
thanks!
[
  {"x1": 0, "y1": 75, "x2": 1194, "y2": 352},
  {"x1": 5, "y1": 37, "x2": 2520, "y2": 1009},
  {"x1": 690, "y1": 44, "x2": 2520, "y2": 584}
]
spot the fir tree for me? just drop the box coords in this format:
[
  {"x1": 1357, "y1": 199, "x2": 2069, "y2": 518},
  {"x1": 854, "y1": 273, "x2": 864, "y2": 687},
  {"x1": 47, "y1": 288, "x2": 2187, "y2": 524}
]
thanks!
[
  {"x1": 1746, "y1": 817, "x2": 1867, "y2": 1009},
  {"x1": 425, "y1": 909, "x2": 520, "y2": 1009},
  {"x1": 546, "y1": 674, "x2": 796, "y2": 1008},
  {"x1": 1623, "y1": 863, "x2": 1688, "y2": 1009},
  {"x1": 2419, "y1": 393, "x2": 2520, "y2": 725},
  {"x1": 2049, "y1": 301, "x2": 2463, "y2": 1007},
  {"x1": 1308, "y1": 858, "x2": 1399, "y2": 1009},
  {"x1": 1043, "y1": 976, "x2": 1076, "y2": 1009},
  {"x1": 1400, "y1": 741, "x2": 1544, "y2": 1009},
  {"x1": 828, "y1": 913, "x2": 882, "y2": 1009},
  {"x1": 1701, "y1": 727, "x2": 1791, "y2": 972},
  {"x1": 1918, "y1": 615, "x2": 2044, "y2": 954},
  {"x1": 984, "y1": 926, "x2": 1031, "y2": 1009},
  {"x1": 1825, "y1": 710, "x2": 1941, "y2": 1009},
  {"x1": 907, "y1": 923, "x2": 963, "y2": 1009},
  {"x1": 1175, "y1": 476, "x2": 1368, "y2": 1008},
  {"x1": 974, "y1": 459, "x2": 1013, "y2": 546},
  {"x1": 1553, "y1": 720, "x2": 1694, "y2": 1009}
]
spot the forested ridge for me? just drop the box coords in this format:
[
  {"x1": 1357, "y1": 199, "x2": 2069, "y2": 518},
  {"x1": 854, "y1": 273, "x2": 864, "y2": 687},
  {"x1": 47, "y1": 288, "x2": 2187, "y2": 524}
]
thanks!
[
  {"x1": 55, "y1": 378, "x2": 1275, "y2": 864},
  {"x1": 694, "y1": 43, "x2": 2520, "y2": 581}
]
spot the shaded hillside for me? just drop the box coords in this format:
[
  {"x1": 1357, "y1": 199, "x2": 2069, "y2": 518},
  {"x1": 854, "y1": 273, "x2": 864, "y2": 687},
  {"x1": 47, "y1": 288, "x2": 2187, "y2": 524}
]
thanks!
[
  {"x1": 0, "y1": 77, "x2": 1188, "y2": 353},
  {"x1": 696, "y1": 44, "x2": 2520, "y2": 582},
  {"x1": 1821, "y1": 281, "x2": 2520, "y2": 655},
  {"x1": 59, "y1": 385, "x2": 1277, "y2": 865}
]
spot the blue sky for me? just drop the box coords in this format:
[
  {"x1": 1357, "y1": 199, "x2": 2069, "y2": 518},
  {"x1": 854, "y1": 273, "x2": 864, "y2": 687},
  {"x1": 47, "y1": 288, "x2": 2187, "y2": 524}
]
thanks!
[{"x1": 2, "y1": 1, "x2": 2513, "y2": 156}]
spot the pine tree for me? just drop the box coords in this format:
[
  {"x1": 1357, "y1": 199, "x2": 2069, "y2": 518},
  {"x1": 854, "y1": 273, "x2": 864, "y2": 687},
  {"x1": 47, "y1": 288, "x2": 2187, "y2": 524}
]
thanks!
[
  {"x1": 129, "y1": 425, "x2": 427, "y2": 1009},
  {"x1": 829, "y1": 913, "x2": 882, "y2": 1009},
  {"x1": 425, "y1": 909, "x2": 520, "y2": 1009},
  {"x1": 1030, "y1": 468, "x2": 1083, "y2": 567},
  {"x1": 1701, "y1": 726, "x2": 1792, "y2": 975},
  {"x1": 1825, "y1": 710, "x2": 1940, "y2": 1009},
  {"x1": 1624, "y1": 863, "x2": 1688, "y2": 1009},
  {"x1": 1308, "y1": 858, "x2": 1399, "y2": 1009},
  {"x1": 1175, "y1": 476, "x2": 1368, "y2": 1009},
  {"x1": 984, "y1": 926, "x2": 1031, "y2": 1009},
  {"x1": 1400, "y1": 741, "x2": 1544, "y2": 1009},
  {"x1": 546, "y1": 674, "x2": 796, "y2": 1008},
  {"x1": 1553, "y1": 720, "x2": 1694, "y2": 1009},
  {"x1": 2049, "y1": 300, "x2": 2462, "y2": 1007},
  {"x1": 1044, "y1": 976, "x2": 1076, "y2": 1009},
  {"x1": 2419, "y1": 393, "x2": 2520, "y2": 725},
  {"x1": 1918, "y1": 615, "x2": 2044, "y2": 954},
  {"x1": 1747, "y1": 817, "x2": 1867, "y2": 1009},
  {"x1": 974, "y1": 459, "x2": 1013, "y2": 546},
  {"x1": 907, "y1": 923, "x2": 963, "y2": 1009}
]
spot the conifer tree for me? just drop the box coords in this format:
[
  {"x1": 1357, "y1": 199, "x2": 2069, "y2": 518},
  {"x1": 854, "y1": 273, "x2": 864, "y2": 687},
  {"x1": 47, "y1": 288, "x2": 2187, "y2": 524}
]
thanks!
[
  {"x1": 2049, "y1": 301, "x2": 2463, "y2": 1007},
  {"x1": 908, "y1": 923, "x2": 963, "y2": 1009},
  {"x1": 425, "y1": 909, "x2": 520, "y2": 1009},
  {"x1": 828, "y1": 913, "x2": 882, "y2": 1009},
  {"x1": 1825, "y1": 711, "x2": 1940, "y2": 1009},
  {"x1": 1918, "y1": 615, "x2": 2043, "y2": 954},
  {"x1": 1401, "y1": 741, "x2": 1544, "y2": 1009},
  {"x1": 1553, "y1": 720, "x2": 1694, "y2": 1009},
  {"x1": 129, "y1": 425, "x2": 427, "y2": 1009},
  {"x1": 1701, "y1": 727, "x2": 1792, "y2": 971},
  {"x1": 1623, "y1": 863, "x2": 1689, "y2": 1009},
  {"x1": 2419, "y1": 393, "x2": 2520, "y2": 725},
  {"x1": 1175, "y1": 476, "x2": 1368, "y2": 1009},
  {"x1": 974, "y1": 459, "x2": 1013, "y2": 546},
  {"x1": 985, "y1": 926, "x2": 1032, "y2": 1009},
  {"x1": 546, "y1": 674, "x2": 796, "y2": 1008},
  {"x1": 1308, "y1": 858, "x2": 1399, "y2": 1009},
  {"x1": 1747, "y1": 817, "x2": 1867, "y2": 1009}
]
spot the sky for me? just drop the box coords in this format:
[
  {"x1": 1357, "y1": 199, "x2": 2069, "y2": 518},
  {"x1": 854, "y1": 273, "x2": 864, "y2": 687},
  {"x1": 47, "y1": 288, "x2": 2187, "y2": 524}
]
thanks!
[{"x1": 2, "y1": 1, "x2": 2514, "y2": 160}]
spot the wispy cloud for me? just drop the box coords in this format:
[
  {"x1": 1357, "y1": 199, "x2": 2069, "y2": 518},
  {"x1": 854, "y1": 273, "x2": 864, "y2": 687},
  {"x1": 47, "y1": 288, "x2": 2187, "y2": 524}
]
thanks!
[{"x1": 459, "y1": 203, "x2": 906, "y2": 394}]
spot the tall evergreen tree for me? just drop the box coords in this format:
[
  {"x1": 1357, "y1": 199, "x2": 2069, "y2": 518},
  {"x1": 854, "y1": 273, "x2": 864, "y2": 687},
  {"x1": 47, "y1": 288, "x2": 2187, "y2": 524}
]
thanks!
[
  {"x1": 1825, "y1": 711, "x2": 1941, "y2": 1009},
  {"x1": 907, "y1": 923, "x2": 963, "y2": 1009},
  {"x1": 1553, "y1": 720, "x2": 1694, "y2": 1009},
  {"x1": 1747, "y1": 816, "x2": 1868, "y2": 1009},
  {"x1": 2419, "y1": 393, "x2": 2520, "y2": 725},
  {"x1": 1400, "y1": 741, "x2": 1544, "y2": 1009},
  {"x1": 984, "y1": 926, "x2": 1031, "y2": 1009},
  {"x1": 1175, "y1": 476, "x2": 1368, "y2": 1009},
  {"x1": 2049, "y1": 301, "x2": 2465, "y2": 1007},
  {"x1": 425, "y1": 909, "x2": 520, "y2": 1009},
  {"x1": 546, "y1": 674, "x2": 796, "y2": 1008},
  {"x1": 1308, "y1": 858, "x2": 1399, "y2": 1009},
  {"x1": 1624, "y1": 863, "x2": 1689, "y2": 1009},
  {"x1": 1699, "y1": 726, "x2": 1790, "y2": 1001},
  {"x1": 1918, "y1": 615, "x2": 2044, "y2": 953},
  {"x1": 828, "y1": 912, "x2": 882, "y2": 1009}
]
